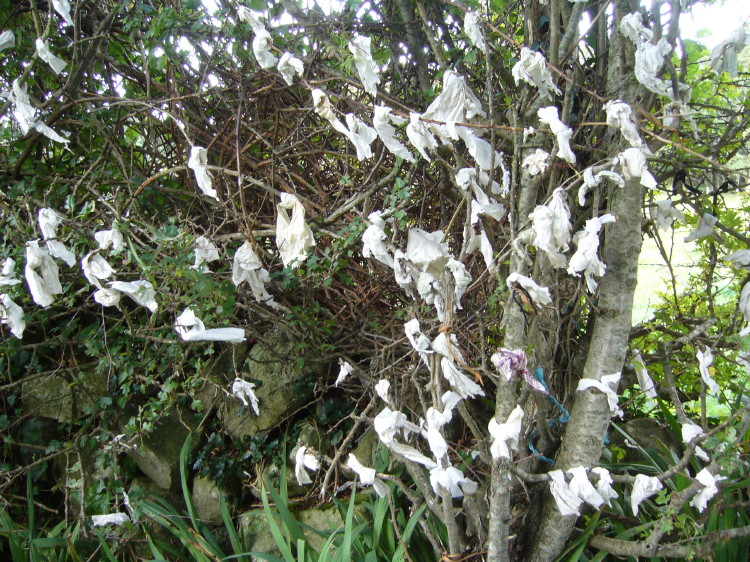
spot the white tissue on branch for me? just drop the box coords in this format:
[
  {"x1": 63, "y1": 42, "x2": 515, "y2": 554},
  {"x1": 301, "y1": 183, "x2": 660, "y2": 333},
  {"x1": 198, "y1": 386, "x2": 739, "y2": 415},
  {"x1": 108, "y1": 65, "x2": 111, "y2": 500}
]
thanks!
[
  {"x1": 537, "y1": 106, "x2": 576, "y2": 164},
  {"x1": 631, "y1": 474, "x2": 663, "y2": 515},
  {"x1": 51, "y1": 0, "x2": 74, "y2": 27},
  {"x1": 232, "y1": 241, "x2": 277, "y2": 308},
  {"x1": 375, "y1": 379, "x2": 390, "y2": 403},
  {"x1": 652, "y1": 198, "x2": 684, "y2": 230},
  {"x1": 276, "y1": 193, "x2": 315, "y2": 267},
  {"x1": 373, "y1": 106, "x2": 414, "y2": 162},
  {"x1": 619, "y1": 147, "x2": 657, "y2": 188},
  {"x1": 91, "y1": 513, "x2": 129, "y2": 527},
  {"x1": 252, "y1": 28, "x2": 278, "y2": 69},
  {"x1": 696, "y1": 347, "x2": 720, "y2": 393},
  {"x1": 38, "y1": 208, "x2": 75, "y2": 267},
  {"x1": 632, "y1": 352, "x2": 657, "y2": 399},
  {"x1": 174, "y1": 308, "x2": 245, "y2": 343},
  {"x1": 506, "y1": 272, "x2": 552, "y2": 306},
  {"x1": 567, "y1": 466, "x2": 604, "y2": 509},
  {"x1": 422, "y1": 70, "x2": 486, "y2": 132},
  {"x1": 513, "y1": 48, "x2": 561, "y2": 100},
  {"x1": 548, "y1": 470, "x2": 583, "y2": 516},
  {"x1": 429, "y1": 465, "x2": 478, "y2": 498},
  {"x1": 488, "y1": 405, "x2": 523, "y2": 459},
  {"x1": 95, "y1": 229, "x2": 125, "y2": 252},
  {"x1": 362, "y1": 211, "x2": 394, "y2": 267},
  {"x1": 187, "y1": 147, "x2": 218, "y2": 200},
  {"x1": 344, "y1": 113, "x2": 378, "y2": 160},
  {"x1": 36, "y1": 39, "x2": 67, "y2": 74},
  {"x1": 529, "y1": 188, "x2": 571, "y2": 269},
  {"x1": 579, "y1": 168, "x2": 625, "y2": 206},
  {"x1": 107, "y1": 280, "x2": 158, "y2": 312},
  {"x1": 81, "y1": 252, "x2": 115, "y2": 287},
  {"x1": 591, "y1": 467, "x2": 618, "y2": 506},
  {"x1": 347, "y1": 453, "x2": 389, "y2": 497},
  {"x1": 406, "y1": 112, "x2": 438, "y2": 160},
  {"x1": 312, "y1": 89, "x2": 349, "y2": 136},
  {"x1": 335, "y1": 360, "x2": 353, "y2": 386},
  {"x1": 0, "y1": 294, "x2": 25, "y2": 338},
  {"x1": 576, "y1": 372, "x2": 622, "y2": 417},
  {"x1": 348, "y1": 36, "x2": 380, "y2": 95},
  {"x1": 681, "y1": 422, "x2": 709, "y2": 462},
  {"x1": 740, "y1": 282, "x2": 750, "y2": 336},
  {"x1": 711, "y1": 25, "x2": 747, "y2": 77},
  {"x1": 25, "y1": 240, "x2": 62, "y2": 307},
  {"x1": 277, "y1": 52, "x2": 303, "y2": 85},
  {"x1": 604, "y1": 100, "x2": 643, "y2": 148},
  {"x1": 232, "y1": 378, "x2": 260, "y2": 415},
  {"x1": 522, "y1": 149, "x2": 550, "y2": 176},
  {"x1": 464, "y1": 12, "x2": 485, "y2": 50},
  {"x1": 373, "y1": 407, "x2": 421, "y2": 445},
  {"x1": 567, "y1": 213, "x2": 617, "y2": 293},
  {"x1": 192, "y1": 236, "x2": 220, "y2": 271},
  {"x1": 294, "y1": 445, "x2": 319, "y2": 485},
  {"x1": 684, "y1": 213, "x2": 718, "y2": 243},
  {"x1": 0, "y1": 258, "x2": 21, "y2": 286},
  {"x1": 0, "y1": 30, "x2": 15, "y2": 51},
  {"x1": 690, "y1": 468, "x2": 723, "y2": 512}
]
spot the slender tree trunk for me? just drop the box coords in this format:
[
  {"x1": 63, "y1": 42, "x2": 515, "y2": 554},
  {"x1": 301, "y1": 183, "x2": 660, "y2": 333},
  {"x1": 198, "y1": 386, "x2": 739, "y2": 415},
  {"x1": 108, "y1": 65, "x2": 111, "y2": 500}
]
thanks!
[
  {"x1": 526, "y1": 176, "x2": 644, "y2": 560},
  {"x1": 486, "y1": 166, "x2": 543, "y2": 562}
]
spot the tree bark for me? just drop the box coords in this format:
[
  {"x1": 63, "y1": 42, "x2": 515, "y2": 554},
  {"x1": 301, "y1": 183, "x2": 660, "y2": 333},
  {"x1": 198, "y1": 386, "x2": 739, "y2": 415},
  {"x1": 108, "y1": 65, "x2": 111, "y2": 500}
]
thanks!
[{"x1": 526, "y1": 176, "x2": 644, "y2": 561}]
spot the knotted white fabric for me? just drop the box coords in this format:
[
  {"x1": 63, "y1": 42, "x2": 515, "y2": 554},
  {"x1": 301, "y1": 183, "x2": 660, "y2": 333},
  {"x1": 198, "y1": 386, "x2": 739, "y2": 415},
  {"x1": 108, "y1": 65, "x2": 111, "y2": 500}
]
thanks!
[{"x1": 276, "y1": 193, "x2": 315, "y2": 267}]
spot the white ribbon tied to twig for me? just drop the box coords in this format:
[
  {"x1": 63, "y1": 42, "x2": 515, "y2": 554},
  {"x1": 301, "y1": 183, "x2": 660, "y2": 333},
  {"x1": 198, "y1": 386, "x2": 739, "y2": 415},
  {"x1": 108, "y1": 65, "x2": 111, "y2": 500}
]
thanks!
[
  {"x1": 101, "y1": 280, "x2": 158, "y2": 312},
  {"x1": 187, "y1": 146, "x2": 218, "y2": 200},
  {"x1": 631, "y1": 474, "x2": 663, "y2": 516},
  {"x1": 192, "y1": 236, "x2": 220, "y2": 271},
  {"x1": 25, "y1": 240, "x2": 63, "y2": 307},
  {"x1": 36, "y1": 39, "x2": 67, "y2": 75},
  {"x1": 529, "y1": 188, "x2": 571, "y2": 269},
  {"x1": 548, "y1": 469, "x2": 583, "y2": 516},
  {"x1": 512, "y1": 47, "x2": 561, "y2": 100},
  {"x1": 429, "y1": 465, "x2": 478, "y2": 498},
  {"x1": 232, "y1": 378, "x2": 260, "y2": 415},
  {"x1": 294, "y1": 445, "x2": 319, "y2": 485},
  {"x1": 464, "y1": 12, "x2": 485, "y2": 50},
  {"x1": 576, "y1": 372, "x2": 622, "y2": 417},
  {"x1": 51, "y1": 0, "x2": 74, "y2": 26},
  {"x1": 696, "y1": 347, "x2": 720, "y2": 394},
  {"x1": 522, "y1": 149, "x2": 550, "y2": 176},
  {"x1": 174, "y1": 308, "x2": 245, "y2": 343},
  {"x1": 0, "y1": 258, "x2": 21, "y2": 286},
  {"x1": 373, "y1": 105, "x2": 414, "y2": 162},
  {"x1": 347, "y1": 453, "x2": 389, "y2": 497},
  {"x1": 0, "y1": 294, "x2": 25, "y2": 339},
  {"x1": 567, "y1": 466, "x2": 604, "y2": 509},
  {"x1": 81, "y1": 251, "x2": 115, "y2": 287},
  {"x1": 276, "y1": 193, "x2": 315, "y2": 267},
  {"x1": 38, "y1": 208, "x2": 76, "y2": 267},
  {"x1": 232, "y1": 241, "x2": 277, "y2": 308},
  {"x1": 95, "y1": 228, "x2": 126, "y2": 252},
  {"x1": 537, "y1": 106, "x2": 576, "y2": 164},
  {"x1": 567, "y1": 214, "x2": 617, "y2": 293},
  {"x1": 488, "y1": 404, "x2": 523, "y2": 460},
  {"x1": 277, "y1": 52, "x2": 304, "y2": 85},
  {"x1": 349, "y1": 35, "x2": 380, "y2": 95}
]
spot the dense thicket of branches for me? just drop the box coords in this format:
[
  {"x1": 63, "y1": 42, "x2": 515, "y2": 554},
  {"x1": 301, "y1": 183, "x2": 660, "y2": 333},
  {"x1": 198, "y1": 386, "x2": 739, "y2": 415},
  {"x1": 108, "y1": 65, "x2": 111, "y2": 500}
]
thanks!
[{"x1": 1, "y1": 0, "x2": 750, "y2": 560}]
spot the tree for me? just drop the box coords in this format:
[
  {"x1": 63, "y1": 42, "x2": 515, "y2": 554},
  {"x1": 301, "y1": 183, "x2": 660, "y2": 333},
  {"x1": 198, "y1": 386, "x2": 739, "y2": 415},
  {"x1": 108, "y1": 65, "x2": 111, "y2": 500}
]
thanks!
[{"x1": 1, "y1": 0, "x2": 749, "y2": 560}]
